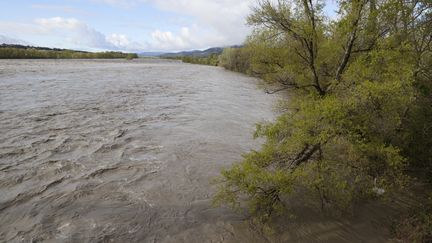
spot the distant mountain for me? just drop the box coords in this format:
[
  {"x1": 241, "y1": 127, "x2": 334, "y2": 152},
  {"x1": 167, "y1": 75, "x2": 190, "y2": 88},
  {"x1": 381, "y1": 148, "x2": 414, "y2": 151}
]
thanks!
[
  {"x1": 159, "y1": 46, "x2": 243, "y2": 58},
  {"x1": 0, "y1": 35, "x2": 32, "y2": 46},
  {"x1": 160, "y1": 47, "x2": 224, "y2": 58}
]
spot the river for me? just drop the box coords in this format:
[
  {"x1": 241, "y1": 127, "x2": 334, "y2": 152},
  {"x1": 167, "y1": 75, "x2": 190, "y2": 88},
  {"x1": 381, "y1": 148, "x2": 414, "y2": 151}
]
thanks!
[{"x1": 0, "y1": 59, "x2": 277, "y2": 242}]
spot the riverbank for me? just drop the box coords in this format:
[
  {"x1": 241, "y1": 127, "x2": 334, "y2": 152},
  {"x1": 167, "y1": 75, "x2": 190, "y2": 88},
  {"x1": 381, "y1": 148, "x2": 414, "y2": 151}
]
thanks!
[
  {"x1": 0, "y1": 44, "x2": 138, "y2": 59},
  {"x1": 179, "y1": 57, "x2": 432, "y2": 242}
]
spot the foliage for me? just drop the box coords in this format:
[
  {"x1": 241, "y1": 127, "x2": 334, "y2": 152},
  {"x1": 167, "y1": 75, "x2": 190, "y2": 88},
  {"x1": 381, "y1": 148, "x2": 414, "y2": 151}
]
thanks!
[
  {"x1": 181, "y1": 54, "x2": 220, "y2": 66},
  {"x1": 214, "y1": 0, "x2": 432, "y2": 222},
  {"x1": 218, "y1": 47, "x2": 251, "y2": 73},
  {"x1": 125, "y1": 53, "x2": 138, "y2": 60},
  {"x1": 0, "y1": 47, "x2": 138, "y2": 59}
]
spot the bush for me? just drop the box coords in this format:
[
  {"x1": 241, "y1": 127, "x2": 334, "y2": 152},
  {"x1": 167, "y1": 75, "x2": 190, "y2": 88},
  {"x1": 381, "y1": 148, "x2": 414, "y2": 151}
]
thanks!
[{"x1": 218, "y1": 48, "x2": 251, "y2": 73}]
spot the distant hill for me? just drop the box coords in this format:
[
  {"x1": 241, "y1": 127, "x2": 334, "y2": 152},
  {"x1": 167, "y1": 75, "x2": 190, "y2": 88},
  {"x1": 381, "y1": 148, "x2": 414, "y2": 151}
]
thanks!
[
  {"x1": 159, "y1": 46, "x2": 243, "y2": 58},
  {"x1": 160, "y1": 47, "x2": 224, "y2": 58}
]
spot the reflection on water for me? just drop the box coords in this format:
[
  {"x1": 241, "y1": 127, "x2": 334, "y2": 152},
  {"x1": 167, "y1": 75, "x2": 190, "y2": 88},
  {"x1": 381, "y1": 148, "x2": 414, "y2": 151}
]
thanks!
[{"x1": 0, "y1": 59, "x2": 276, "y2": 242}]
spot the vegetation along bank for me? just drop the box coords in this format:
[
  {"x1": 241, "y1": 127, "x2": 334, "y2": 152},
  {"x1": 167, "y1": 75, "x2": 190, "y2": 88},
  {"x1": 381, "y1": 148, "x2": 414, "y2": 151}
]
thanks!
[{"x1": 177, "y1": 1, "x2": 432, "y2": 242}]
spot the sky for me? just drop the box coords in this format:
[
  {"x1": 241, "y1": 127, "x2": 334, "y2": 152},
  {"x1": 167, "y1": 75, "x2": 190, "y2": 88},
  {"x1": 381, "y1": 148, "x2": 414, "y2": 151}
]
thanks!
[{"x1": 0, "y1": 0, "x2": 338, "y2": 53}]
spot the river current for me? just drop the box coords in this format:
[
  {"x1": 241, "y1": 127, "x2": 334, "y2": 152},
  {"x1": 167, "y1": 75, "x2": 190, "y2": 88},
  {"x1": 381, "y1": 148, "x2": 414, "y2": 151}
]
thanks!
[{"x1": 0, "y1": 59, "x2": 277, "y2": 242}]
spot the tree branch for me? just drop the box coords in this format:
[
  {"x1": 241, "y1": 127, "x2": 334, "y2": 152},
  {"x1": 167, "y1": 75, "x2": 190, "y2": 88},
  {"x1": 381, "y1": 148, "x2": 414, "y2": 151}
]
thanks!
[{"x1": 335, "y1": 1, "x2": 366, "y2": 83}]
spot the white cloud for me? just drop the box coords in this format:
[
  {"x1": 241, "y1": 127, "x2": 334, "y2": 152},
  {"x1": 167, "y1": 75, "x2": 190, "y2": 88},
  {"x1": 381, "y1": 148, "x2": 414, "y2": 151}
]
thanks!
[
  {"x1": 146, "y1": 25, "x2": 228, "y2": 52},
  {"x1": 148, "y1": 0, "x2": 253, "y2": 46},
  {"x1": 0, "y1": 0, "x2": 340, "y2": 52},
  {"x1": 35, "y1": 17, "x2": 109, "y2": 48},
  {"x1": 149, "y1": 27, "x2": 195, "y2": 50},
  {"x1": 0, "y1": 17, "x2": 146, "y2": 51},
  {"x1": 2, "y1": 0, "x2": 255, "y2": 52},
  {"x1": 33, "y1": 17, "x2": 146, "y2": 51},
  {"x1": 106, "y1": 33, "x2": 130, "y2": 47},
  {"x1": 87, "y1": 0, "x2": 339, "y2": 51},
  {"x1": 11, "y1": 16, "x2": 231, "y2": 52},
  {"x1": 88, "y1": 0, "x2": 253, "y2": 50}
]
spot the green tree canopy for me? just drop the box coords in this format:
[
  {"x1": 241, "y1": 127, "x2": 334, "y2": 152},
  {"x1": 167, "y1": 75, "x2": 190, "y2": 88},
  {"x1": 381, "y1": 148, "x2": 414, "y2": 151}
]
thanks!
[{"x1": 215, "y1": 0, "x2": 432, "y2": 221}]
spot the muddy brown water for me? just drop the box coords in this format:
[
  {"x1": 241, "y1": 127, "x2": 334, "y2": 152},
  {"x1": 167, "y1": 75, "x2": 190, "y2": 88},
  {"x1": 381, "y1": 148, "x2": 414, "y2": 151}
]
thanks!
[
  {"x1": 0, "y1": 59, "x2": 278, "y2": 242},
  {"x1": 0, "y1": 59, "x2": 401, "y2": 243}
]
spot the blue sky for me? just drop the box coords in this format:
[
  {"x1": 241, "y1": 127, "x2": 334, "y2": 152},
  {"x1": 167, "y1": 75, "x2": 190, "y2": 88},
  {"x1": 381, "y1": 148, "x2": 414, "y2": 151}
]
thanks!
[{"x1": 0, "y1": 0, "x2": 338, "y2": 52}]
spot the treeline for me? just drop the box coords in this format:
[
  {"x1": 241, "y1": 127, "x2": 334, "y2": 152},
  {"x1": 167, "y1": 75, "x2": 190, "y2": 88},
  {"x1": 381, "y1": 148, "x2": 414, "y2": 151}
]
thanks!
[
  {"x1": 181, "y1": 54, "x2": 219, "y2": 66},
  {"x1": 0, "y1": 46, "x2": 138, "y2": 59},
  {"x1": 172, "y1": 49, "x2": 246, "y2": 68},
  {"x1": 214, "y1": 0, "x2": 432, "y2": 241},
  {"x1": 164, "y1": 54, "x2": 220, "y2": 66}
]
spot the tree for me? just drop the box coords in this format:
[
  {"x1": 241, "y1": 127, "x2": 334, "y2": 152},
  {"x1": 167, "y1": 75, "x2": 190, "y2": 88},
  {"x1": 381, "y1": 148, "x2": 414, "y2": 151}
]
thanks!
[
  {"x1": 215, "y1": 0, "x2": 431, "y2": 221},
  {"x1": 218, "y1": 48, "x2": 251, "y2": 72}
]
